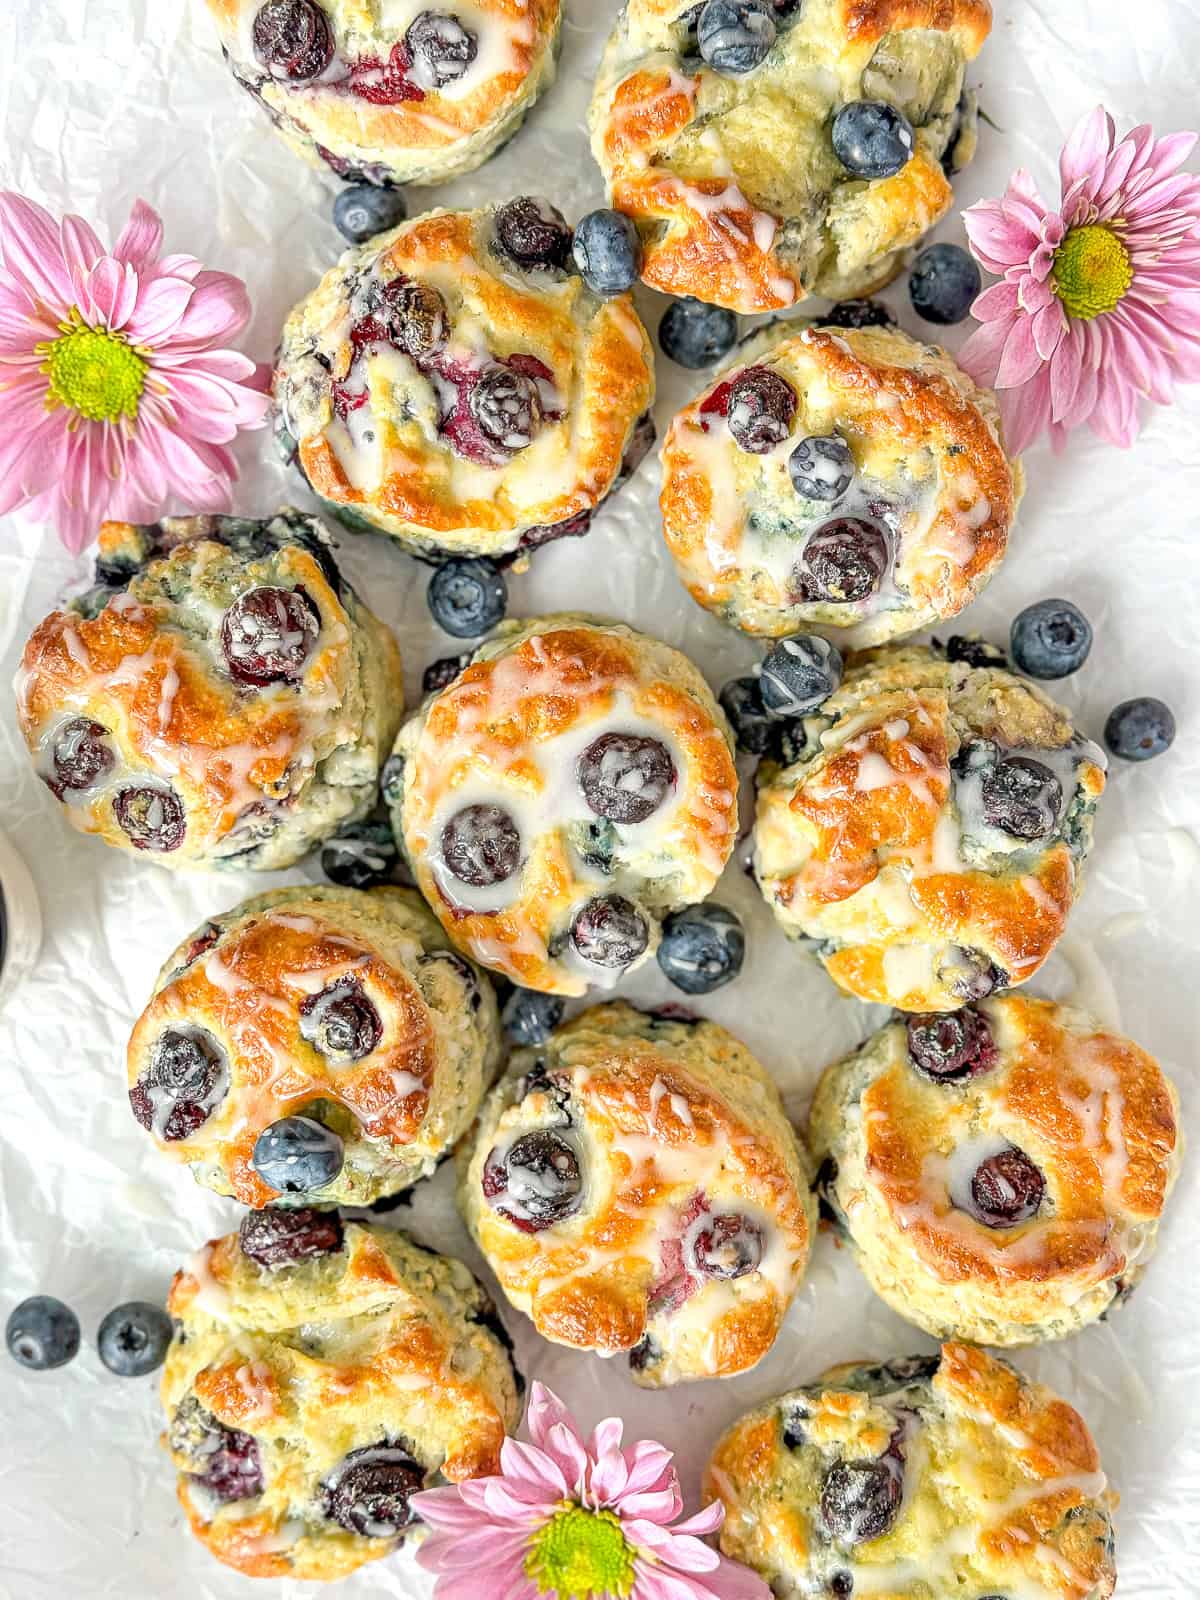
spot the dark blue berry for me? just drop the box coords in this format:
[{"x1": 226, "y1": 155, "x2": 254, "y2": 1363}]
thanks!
[
  {"x1": 570, "y1": 895, "x2": 649, "y2": 969},
  {"x1": 502, "y1": 987, "x2": 565, "y2": 1046},
  {"x1": 405, "y1": 10, "x2": 478, "y2": 89},
  {"x1": 494, "y1": 197, "x2": 573, "y2": 272},
  {"x1": 1010, "y1": 599, "x2": 1093, "y2": 680},
  {"x1": 422, "y1": 654, "x2": 470, "y2": 693},
  {"x1": 427, "y1": 557, "x2": 507, "y2": 637},
  {"x1": 332, "y1": 183, "x2": 408, "y2": 245},
  {"x1": 657, "y1": 904, "x2": 745, "y2": 994},
  {"x1": 908, "y1": 243, "x2": 981, "y2": 326},
  {"x1": 1104, "y1": 697, "x2": 1176, "y2": 762},
  {"x1": 6, "y1": 1295, "x2": 80, "y2": 1370},
  {"x1": 697, "y1": 0, "x2": 777, "y2": 75},
  {"x1": 760, "y1": 634, "x2": 843, "y2": 717},
  {"x1": 572, "y1": 209, "x2": 642, "y2": 295},
  {"x1": 97, "y1": 1301, "x2": 173, "y2": 1377},
  {"x1": 719, "y1": 675, "x2": 775, "y2": 756},
  {"x1": 321, "y1": 819, "x2": 398, "y2": 889},
  {"x1": 788, "y1": 434, "x2": 854, "y2": 502},
  {"x1": 727, "y1": 366, "x2": 797, "y2": 453},
  {"x1": 659, "y1": 298, "x2": 738, "y2": 369},
  {"x1": 831, "y1": 100, "x2": 915, "y2": 180},
  {"x1": 820, "y1": 299, "x2": 894, "y2": 330},
  {"x1": 252, "y1": 1116, "x2": 345, "y2": 1195}
]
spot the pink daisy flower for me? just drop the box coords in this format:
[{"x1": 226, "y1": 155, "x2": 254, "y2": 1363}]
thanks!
[
  {"x1": 411, "y1": 1383, "x2": 770, "y2": 1600},
  {"x1": 0, "y1": 193, "x2": 269, "y2": 554},
  {"x1": 959, "y1": 106, "x2": 1200, "y2": 453}
]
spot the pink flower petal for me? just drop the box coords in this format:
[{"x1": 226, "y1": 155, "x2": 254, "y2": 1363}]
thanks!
[
  {"x1": 627, "y1": 1520, "x2": 721, "y2": 1572},
  {"x1": 111, "y1": 199, "x2": 164, "y2": 273},
  {"x1": 1048, "y1": 322, "x2": 1085, "y2": 418},
  {"x1": 60, "y1": 213, "x2": 106, "y2": 295},
  {"x1": 973, "y1": 280, "x2": 1020, "y2": 320},
  {"x1": 622, "y1": 1441, "x2": 679, "y2": 1498},
  {"x1": 1059, "y1": 106, "x2": 1114, "y2": 198},
  {"x1": 998, "y1": 368, "x2": 1054, "y2": 454},
  {"x1": 958, "y1": 314, "x2": 1011, "y2": 386},
  {"x1": 995, "y1": 314, "x2": 1046, "y2": 388},
  {"x1": 125, "y1": 274, "x2": 195, "y2": 347},
  {"x1": 588, "y1": 1445, "x2": 630, "y2": 1506},
  {"x1": 409, "y1": 1485, "x2": 494, "y2": 1530},
  {"x1": 160, "y1": 270, "x2": 251, "y2": 348},
  {"x1": 499, "y1": 1438, "x2": 569, "y2": 1501},
  {"x1": 0, "y1": 192, "x2": 75, "y2": 313},
  {"x1": 527, "y1": 1385, "x2": 588, "y2": 1454},
  {"x1": 617, "y1": 1483, "x2": 684, "y2": 1522},
  {"x1": 1030, "y1": 297, "x2": 1068, "y2": 360},
  {"x1": 82, "y1": 255, "x2": 139, "y2": 331},
  {"x1": 669, "y1": 1503, "x2": 726, "y2": 1538}
]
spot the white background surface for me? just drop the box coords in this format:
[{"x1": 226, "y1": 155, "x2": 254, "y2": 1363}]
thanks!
[{"x1": 2, "y1": 1, "x2": 1199, "y2": 1594}]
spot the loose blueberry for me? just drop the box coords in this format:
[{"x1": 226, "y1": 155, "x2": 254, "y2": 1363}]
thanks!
[
  {"x1": 422, "y1": 654, "x2": 470, "y2": 694},
  {"x1": 442, "y1": 803, "x2": 522, "y2": 887},
  {"x1": 979, "y1": 756, "x2": 1062, "y2": 840},
  {"x1": 97, "y1": 1301, "x2": 173, "y2": 1377},
  {"x1": 323, "y1": 1443, "x2": 424, "y2": 1536},
  {"x1": 239, "y1": 1206, "x2": 345, "y2": 1269},
  {"x1": 1010, "y1": 599, "x2": 1093, "y2": 680},
  {"x1": 114, "y1": 785, "x2": 186, "y2": 852},
  {"x1": 697, "y1": 0, "x2": 777, "y2": 75},
  {"x1": 657, "y1": 904, "x2": 745, "y2": 994},
  {"x1": 797, "y1": 518, "x2": 888, "y2": 603},
  {"x1": 468, "y1": 365, "x2": 541, "y2": 451},
  {"x1": 252, "y1": 0, "x2": 334, "y2": 80},
  {"x1": 577, "y1": 733, "x2": 675, "y2": 824},
  {"x1": 6, "y1": 1295, "x2": 80, "y2": 1370},
  {"x1": 221, "y1": 586, "x2": 318, "y2": 685},
  {"x1": 332, "y1": 183, "x2": 408, "y2": 245},
  {"x1": 719, "y1": 675, "x2": 776, "y2": 756},
  {"x1": 50, "y1": 717, "x2": 114, "y2": 796},
  {"x1": 572, "y1": 208, "x2": 642, "y2": 295},
  {"x1": 908, "y1": 243, "x2": 981, "y2": 326},
  {"x1": 820, "y1": 1456, "x2": 902, "y2": 1544},
  {"x1": 659, "y1": 298, "x2": 738, "y2": 368},
  {"x1": 405, "y1": 10, "x2": 478, "y2": 90},
  {"x1": 483, "y1": 1130, "x2": 583, "y2": 1230},
  {"x1": 321, "y1": 820, "x2": 398, "y2": 889},
  {"x1": 252, "y1": 1116, "x2": 345, "y2": 1194},
  {"x1": 1104, "y1": 697, "x2": 1175, "y2": 762},
  {"x1": 569, "y1": 894, "x2": 649, "y2": 969},
  {"x1": 906, "y1": 1008, "x2": 996, "y2": 1082},
  {"x1": 502, "y1": 987, "x2": 565, "y2": 1046},
  {"x1": 821, "y1": 299, "x2": 894, "y2": 330},
  {"x1": 494, "y1": 197, "x2": 573, "y2": 271},
  {"x1": 382, "y1": 277, "x2": 449, "y2": 361},
  {"x1": 299, "y1": 977, "x2": 383, "y2": 1063},
  {"x1": 832, "y1": 100, "x2": 915, "y2": 180},
  {"x1": 129, "y1": 1027, "x2": 228, "y2": 1142},
  {"x1": 727, "y1": 366, "x2": 797, "y2": 453},
  {"x1": 427, "y1": 557, "x2": 507, "y2": 637},
  {"x1": 788, "y1": 434, "x2": 855, "y2": 502},
  {"x1": 689, "y1": 1210, "x2": 762, "y2": 1277},
  {"x1": 760, "y1": 635, "x2": 843, "y2": 717},
  {"x1": 968, "y1": 1146, "x2": 1045, "y2": 1228}
]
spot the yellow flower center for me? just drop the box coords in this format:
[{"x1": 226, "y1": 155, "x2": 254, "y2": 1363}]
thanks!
[
  {"x1": 1051, "y1": 224, "x2": 1133, "y2": 320},
  {"x1": 39, "y1": 315, "x2": 147, "y2": 423},
  {"x1": 524, "y1": 1505, "x2": 637, "y2": 1599}
]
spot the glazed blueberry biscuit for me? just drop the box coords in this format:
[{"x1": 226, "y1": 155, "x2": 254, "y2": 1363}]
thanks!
[
  {"x1": 163, "y1": 1216, "x2": 521, "y2": 1579},
  {"x1": 705, "y1": 1342, "x2": 1117, "y2": 1598},
  {"x1": 275, "y1": 203, "x2": 656, "y2": 562},
  {"x1": 459, "y1": 1002, "x2": 815, "y2": 1386},
  {"x1": 387, "y1": 615, "x2": 739, "y2": 996},
  {"x1": 809, "y1": 995, "x2": 1182, "y2": 1345},
  {"x1": 206, "y1": 0, "x2": 560, "y2": 187},
  {"x1": 660, "y1": 323, "x2": 1022, "y2": 642},
  {"x1": 590, "y1": 0, "x2": 989, "y2": 313},
  {"x1": 754, "y1": 643, "x2": 1106, "y2": 1010},
  {"x1": 127, "y1": 885, "x2": 500, "y2": 1208},
  {"x1": 15, "y1": 511, "x2": 402, "y2": 870}
]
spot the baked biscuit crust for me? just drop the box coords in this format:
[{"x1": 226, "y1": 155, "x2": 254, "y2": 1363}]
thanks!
[
  {"x1": 163, "y1": 1220, "x2": 521, "y2": 1579},
  {"x1": 660, "y1": 324, "x2": 1022, "y2": 642},
  {"x1": 754, "y1": 644, "x2": 1106, "y2": 1009},
  {"x1": 459, "y1": 1002, "x2": 814, "y2": 1385},
  {"x1": 206, "y1": 0, "x2": 561, "y2": 187},
  {"x1": 590, "y1": 0, "x2": 991, "y2": 312},
  {"x1": 390, "y1": 615, "x2": 738, "y2": 995},
  {"x1": 706, "y1": 1343, "x2": 1117, "y2": 1598},
  {"x1": 15, "y1": 510, "x2": 402, "y2": 870},
  {"x1": 275, "y1": 207, "x2": 655, "y2": 560},
  {"x1": 128, "y1": 886, "x2": 500, "y2": 1207},
  {"x1": 809, "y1": 994, "x2": 1182, "y2": 1344}
]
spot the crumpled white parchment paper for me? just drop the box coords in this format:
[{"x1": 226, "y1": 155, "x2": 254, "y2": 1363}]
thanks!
[{"x1": 1, "y1": 1, "x2": 1199, "y2": 1594}]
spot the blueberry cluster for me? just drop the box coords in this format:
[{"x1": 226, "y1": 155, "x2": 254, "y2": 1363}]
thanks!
[{"x1": 721, "y1": 634, "x2": 844, "y2": 760}]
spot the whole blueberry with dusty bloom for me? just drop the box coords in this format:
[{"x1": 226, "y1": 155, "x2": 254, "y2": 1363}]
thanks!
[
  {"x1": 0, "y1": 193, "x2": 269, "y2": 552},
  {"x1": 412, "y1": 1382, "x2": 769, "y2": 1599},
  {"x1": 959, "y1": 107, "x2": 1200, "y2": 452}
]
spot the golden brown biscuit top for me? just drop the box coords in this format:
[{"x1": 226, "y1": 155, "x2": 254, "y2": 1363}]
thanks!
[
  {"x1": 208, "y1": 0, "x2": 558, "y2": 158},
  {"x1": 466, "y1": 1003, "x2": 811, "y2": 1378},
  {"x1": 754, "y1": 646, "x2": 1106, "y2": 1009},
  {"x1": 396, "y1": 617, "x2": 738, "y2": 994},
  {"x1": 660, "y1": 326, "x2": 1020, "y2": 642},
  {"x1": 591, "y1": 0, "x2": 991, "y2": 312},
  {"x1": 853, "y1": 995, "x2": 1181, "y2": 1288},
  {"x1": 276, "y1": 208, "x2": 654, "y2": 552},
  {"x1": 705, "y1": 1342, "x2": 1116, "y2": 1599}
]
